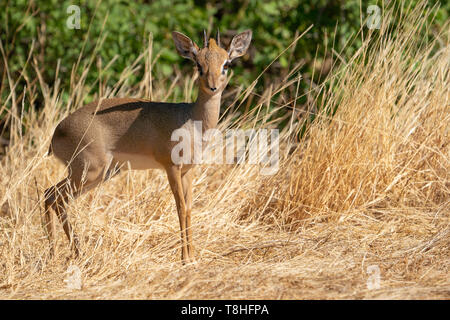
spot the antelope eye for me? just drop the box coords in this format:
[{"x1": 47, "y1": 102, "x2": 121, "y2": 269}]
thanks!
[
  {"x1": 196, "y1": 63, "x2": 203, "y2": 75},
  {"x1": 222, "y1": 62, "x2": 230, "y2": 74}
]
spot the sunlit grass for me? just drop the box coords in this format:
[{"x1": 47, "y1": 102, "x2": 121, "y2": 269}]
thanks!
[{"x1": 0, "y1": 1, "x2": 448, "y2": 299}]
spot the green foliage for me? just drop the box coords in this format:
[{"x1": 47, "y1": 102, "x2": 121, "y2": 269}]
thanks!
[{"x1": 1, "y1": 0, "x2": 448, "y2": 109}]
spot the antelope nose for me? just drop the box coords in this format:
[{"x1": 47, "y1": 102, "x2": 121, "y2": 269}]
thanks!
[{"x1": 210, "y1": 87, "x2": 217, "y2": 92}]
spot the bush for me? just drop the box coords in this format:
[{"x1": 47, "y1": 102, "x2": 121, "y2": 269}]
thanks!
[{"x1": 1, "y1": 0, "x2": 448, "y2": 115}]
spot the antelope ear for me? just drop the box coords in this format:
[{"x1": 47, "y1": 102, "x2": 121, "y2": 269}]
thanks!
[
  {"x1": 172, "y1": 31, "x2": 199, "y2": 62},
  {"x1": 228, "y1": 30, "x2": 252, "y2": 61}
]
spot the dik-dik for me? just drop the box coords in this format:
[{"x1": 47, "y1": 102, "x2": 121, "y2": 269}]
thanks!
[{"x1": 44, "y1": 29, "x2": 252, "y2": 263}]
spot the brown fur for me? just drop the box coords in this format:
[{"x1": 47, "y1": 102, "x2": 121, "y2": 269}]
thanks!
[{"x1": 44, "y1": 30, "x2": 252, "y2": 263}]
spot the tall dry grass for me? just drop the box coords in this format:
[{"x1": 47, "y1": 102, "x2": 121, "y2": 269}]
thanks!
[{"x1": 0, "y1": 1, "x2": 448, "y2": 299}]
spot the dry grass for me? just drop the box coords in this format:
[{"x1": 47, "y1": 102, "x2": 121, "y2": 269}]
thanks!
[{"x1": 0, "y1": 1, "x2": 448, "y2": 299}]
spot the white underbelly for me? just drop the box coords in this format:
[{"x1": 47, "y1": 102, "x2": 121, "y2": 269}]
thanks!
[{"x1": 112, "y1": 152, "x2": 164, "y2": 170}]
